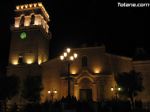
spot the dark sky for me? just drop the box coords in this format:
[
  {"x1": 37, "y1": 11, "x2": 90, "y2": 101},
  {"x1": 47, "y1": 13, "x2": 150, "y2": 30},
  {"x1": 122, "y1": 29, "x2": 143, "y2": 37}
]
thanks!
[{"x1": 0, "y1": 0, "x2": 150, "y2": 68}]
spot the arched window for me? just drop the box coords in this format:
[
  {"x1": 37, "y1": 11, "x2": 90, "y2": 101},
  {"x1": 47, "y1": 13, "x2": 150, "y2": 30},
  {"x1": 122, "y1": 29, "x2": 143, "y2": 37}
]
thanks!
[
  {"x1": 20, "y1": 16, "x2": 25, "y2": 27},
  {"x1": 30, "y1": 14, "x2": 35, "y2": 25},
  {"x1": 82, "y1": 56, "x2": 88, "y2": 67}
]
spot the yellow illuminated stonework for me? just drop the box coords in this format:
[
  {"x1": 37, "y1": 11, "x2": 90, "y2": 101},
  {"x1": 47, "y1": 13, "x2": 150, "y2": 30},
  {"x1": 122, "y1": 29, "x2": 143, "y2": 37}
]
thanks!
[
  {"x1": 24, "y1": 16, "x2": 31, "y2": 26},
  {"x1": 14, "y1": 2, "x2": 50, "y2": 33},
  {"x1": 25, "y1": 55, "x2": 35, "y2": 64},
  {"x1": 71, "y1": 69, "x2": 77, "y2": 74},
  {"x1": 26, "y1": 58, "x2": 34, "y2": 64},
  {"x1": 16, "y1": 6, "x2": 19, "y2": 10},
  {"x1": 38, "y1": 59, "x2": 42, "y2": 65},
  {"x1": 15, "y1": 2, "x2": 49, "y2": 20},
  {"x1": 34, "y1": 15, "x2": 43, "y2": 25},
  {"x1": 93, "y1": 67, "x2": 101, "y2": 73},
  {"x1": 9, "y1": 1, "x2": 150, "y2": 104},
  {"x1": 12, "y1": 60, "x2": 18, "y2": 65},
  {"x1": 14, "y1": 17, "x2": 20, "y2": 28}
]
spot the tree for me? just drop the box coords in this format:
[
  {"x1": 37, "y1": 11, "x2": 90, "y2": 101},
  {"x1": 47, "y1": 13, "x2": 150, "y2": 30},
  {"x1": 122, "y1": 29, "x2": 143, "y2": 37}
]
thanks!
[
  {"x1": 115, "y1": 70, "x2": 144, "y2": 109},
  {"x1": 21, "y1": 74, "x2": 43, "y2": 103},
  {"x1": 0, "y1": 71, "x2": 19, "y2": 112}
]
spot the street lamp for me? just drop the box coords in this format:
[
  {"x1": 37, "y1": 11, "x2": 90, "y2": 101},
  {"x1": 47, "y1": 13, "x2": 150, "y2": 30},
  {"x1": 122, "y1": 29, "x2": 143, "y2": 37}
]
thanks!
[
  {"x1": 48, "y1": 90, "x2": 58, "y2": 101},
  {"x1": 111, "y1": 86, "x2": 121, "y2": 100},
  {"x1": 60, "y1": 48, "x2": 78, "y2": 97}
]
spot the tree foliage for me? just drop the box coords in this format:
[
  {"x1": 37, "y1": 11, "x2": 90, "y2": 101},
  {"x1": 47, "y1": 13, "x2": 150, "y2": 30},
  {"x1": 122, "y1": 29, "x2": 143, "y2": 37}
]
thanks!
[
  {"x1": 0, "y1": 72, "x2": 19, "y2": 101},
  {"x1": 0, "y1": 70, "x2": 19, "y2": 112},
  {"x1": 21, "y1": 74, "x2": 43, "y2": 103},
  {"x1": 115, "y1": 70, "x2": 143, "y2": 97},
  {"x1": 115, "y1": 70, "x2": 144, "y2": 108}
]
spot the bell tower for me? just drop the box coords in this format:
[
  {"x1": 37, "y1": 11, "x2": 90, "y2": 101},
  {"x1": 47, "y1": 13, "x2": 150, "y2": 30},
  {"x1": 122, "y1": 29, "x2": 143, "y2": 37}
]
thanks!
[
  {"x1": 6, "y1": 2, "x2": 51, "y2": 104},
  {"x1": 9, "y1": 2, "x2": 51, "y2": 65}
]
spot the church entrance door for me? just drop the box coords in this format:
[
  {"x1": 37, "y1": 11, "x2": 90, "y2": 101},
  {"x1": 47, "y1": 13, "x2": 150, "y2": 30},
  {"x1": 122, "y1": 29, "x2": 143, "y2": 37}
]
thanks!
[{"x1": 79, "y1": 89, "x2": 92, "y2": 101}]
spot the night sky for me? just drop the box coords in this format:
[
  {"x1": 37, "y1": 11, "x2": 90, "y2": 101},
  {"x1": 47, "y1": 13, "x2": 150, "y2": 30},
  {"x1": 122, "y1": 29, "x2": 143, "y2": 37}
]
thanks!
[{"x1": 0, "y1": 0, "x2": 150, "y2": 68}]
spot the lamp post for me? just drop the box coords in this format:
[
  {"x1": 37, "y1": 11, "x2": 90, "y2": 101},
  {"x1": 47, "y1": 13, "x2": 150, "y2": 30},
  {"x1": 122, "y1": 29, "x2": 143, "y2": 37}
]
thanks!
[
  {"x1": 48, "y1": 90, "x2": 58, "y2": 101},
  {"x1": 111, "y1": 85, "x2": 121, "y2": 100},
  {"x1": 60, "y1": 48, "x2": 78, "y2": 97}
]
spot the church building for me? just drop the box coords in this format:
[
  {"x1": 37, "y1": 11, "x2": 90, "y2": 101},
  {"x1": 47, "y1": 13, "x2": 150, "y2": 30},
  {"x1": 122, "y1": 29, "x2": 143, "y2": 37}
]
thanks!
[{"x1": 7, "y1": 2, "x2": 150, "y2": 105}]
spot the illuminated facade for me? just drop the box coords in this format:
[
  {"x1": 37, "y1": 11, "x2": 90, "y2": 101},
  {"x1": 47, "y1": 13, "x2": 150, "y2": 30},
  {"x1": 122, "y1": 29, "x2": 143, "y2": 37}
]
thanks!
[{"x1": 7, "y1": 2, "x2": 150, "y2": 104}]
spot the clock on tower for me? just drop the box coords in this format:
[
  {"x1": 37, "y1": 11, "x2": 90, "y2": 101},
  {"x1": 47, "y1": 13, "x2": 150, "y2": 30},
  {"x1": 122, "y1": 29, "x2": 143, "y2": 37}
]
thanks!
[{"x1": 20, "y1": 32, "x2": 27, "y2": 40}]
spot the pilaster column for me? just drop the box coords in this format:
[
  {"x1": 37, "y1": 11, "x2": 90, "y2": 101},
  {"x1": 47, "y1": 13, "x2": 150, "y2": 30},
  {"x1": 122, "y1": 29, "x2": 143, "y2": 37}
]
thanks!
[
  {"x1": 92, "y1": 83, "x2": 97, "y2": 101},
  {"x1": 74, "y1": 83, "x2": 79, "y2": 100}
]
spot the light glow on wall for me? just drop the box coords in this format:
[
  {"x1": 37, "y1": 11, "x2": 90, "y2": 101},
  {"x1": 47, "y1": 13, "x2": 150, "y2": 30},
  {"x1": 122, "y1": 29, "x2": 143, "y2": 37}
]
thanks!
[
  {"x1": 15, "y1": 24, "x2": 19, "y2": 28},
  {"x1": 16, "y1": 6, "x2": 19, "y2": 10},
  {"x1": 38, "y1": 3, "x2": 42, "y2": 7},
  {"x1": 24, "y1": 16, "x2": 31, "y2": 26},
  {"x1": 38, "y1": 59, "x2": 42, "y2": 65},
  {"x1": 71, "y1": 69, "x2": 77, "y2": 75},
  {"x1": 34, "y1": 15, "x2": 43, "y2": 25},
  {"x1": 34, "y1": 19, "x2": 39, "y2": 25},
  {"x1": 93, "y1": 67, "x2": 101, "y2": 73},
  {"x1": 26, "y1": 59, "x2": 34, "y2": 64},
  {"x1": 29, "y1": 4, "x2": 32, "y2": 8},
  {"x1": 14, "y1": 17, "x2": 20, "y2": 28},
  {"x1": 111, "y1": 87, "x2": 114, "y2": 91},
  {"x1": 25, "y1": 5, "x2": 28, "y2": 8},
  {"x1": 53, "y1": 90, "x2": 58, "y2": 94},
  {"x1": 34, "y1": 3, "x2": 37, "y2": 7},
  {"x1": 12, "y1": 60, "x2": 18, "y2": 65},
  {"x1": 21, "y1": 5, "x2": 24, "y2": 9}
]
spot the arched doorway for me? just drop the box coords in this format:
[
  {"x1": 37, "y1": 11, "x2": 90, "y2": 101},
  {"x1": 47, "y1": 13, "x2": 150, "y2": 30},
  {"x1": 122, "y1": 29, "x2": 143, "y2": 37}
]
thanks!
[{"x1": 79, "y1": 78, "x2": 93, "y2": 101}]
